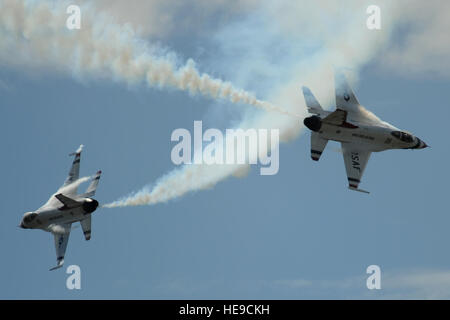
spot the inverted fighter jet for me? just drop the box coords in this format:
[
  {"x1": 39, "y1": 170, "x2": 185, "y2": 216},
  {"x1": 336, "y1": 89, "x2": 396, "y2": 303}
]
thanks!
[
  {"x1": 302, "y1": 72, "x2": 427, "y2": 193},
  {"x1": 20, "y1": 145, "x2": 101, "y2": 270}
]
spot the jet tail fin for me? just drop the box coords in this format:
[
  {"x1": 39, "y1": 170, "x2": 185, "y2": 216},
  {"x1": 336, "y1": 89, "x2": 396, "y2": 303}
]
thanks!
[
  {"x1": 55, "y1": 194, "x2": 82, "y2": 209},
  {"x1": 302, "y1": 86, "x2": 324, "y2": 115},
  {"x1": 82, "y1": 170, "x2": 102, "y2": 198}
]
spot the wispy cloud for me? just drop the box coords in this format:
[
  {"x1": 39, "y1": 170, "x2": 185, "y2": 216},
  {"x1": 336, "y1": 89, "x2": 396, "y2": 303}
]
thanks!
[
  {"x1": 382, "y1": 1, "x2": 450, "y2": 77},
  {"x1": 272, "y1": 269, "x2": 450, "y2": 299}
]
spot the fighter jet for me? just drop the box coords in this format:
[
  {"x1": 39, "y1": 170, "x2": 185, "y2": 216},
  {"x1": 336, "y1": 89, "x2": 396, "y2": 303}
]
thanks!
[
  {"x1": 302, "y1": 72, "x2": 427, "y2": 193},
  {"x1": 19, "y1": 145, "x2": 101, "y2": 270}
]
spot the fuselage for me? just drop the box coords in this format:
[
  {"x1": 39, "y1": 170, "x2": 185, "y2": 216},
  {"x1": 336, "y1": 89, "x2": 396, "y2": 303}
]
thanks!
[
  {"x1": 304, "y1": 112, "x2": 427, "y2": 152},
  {"x1": 20, "y1": 196, "x2": 98, "y2": 232},
  {"x1": 19, "y1": 145, "x2": 101, "y2": 270}
]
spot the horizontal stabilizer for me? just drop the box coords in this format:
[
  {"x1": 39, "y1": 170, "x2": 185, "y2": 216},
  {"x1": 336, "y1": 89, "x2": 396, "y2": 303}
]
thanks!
[
  {"x1": 310, "y1": 132, "x2": 328, "y2": 161},
  {"x1": 80, "y1": 216, "x2": 92, "y2": 241}
]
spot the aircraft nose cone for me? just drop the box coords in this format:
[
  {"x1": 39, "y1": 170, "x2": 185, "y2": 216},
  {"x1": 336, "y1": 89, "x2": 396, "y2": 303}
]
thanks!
[{"x1": 420, "y1": 139, "x2": 428, "y2": 149}]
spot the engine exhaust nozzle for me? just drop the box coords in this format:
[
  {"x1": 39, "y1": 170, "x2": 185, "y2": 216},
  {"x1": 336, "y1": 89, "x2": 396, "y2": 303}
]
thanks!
[{"x1": 303, "y1": 115, "x2": 322, "y2": 132}]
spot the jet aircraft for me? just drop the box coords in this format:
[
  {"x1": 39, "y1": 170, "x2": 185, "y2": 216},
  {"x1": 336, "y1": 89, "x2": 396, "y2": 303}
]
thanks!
[
  {"x1": 19, "y1": 145, "x2": 101, "y2": 270},
  {"x1": 302, "y1": 72, "x2": 427, "y2": 193}
]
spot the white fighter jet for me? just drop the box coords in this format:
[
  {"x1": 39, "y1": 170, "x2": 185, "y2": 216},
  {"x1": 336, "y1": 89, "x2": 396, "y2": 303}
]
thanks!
[
  {"x1": 19, "y1": 145, "x2": 101, "y2": 270},
  {"x1": 302, "y1": 72, "x2": 427, "y2": 193}
]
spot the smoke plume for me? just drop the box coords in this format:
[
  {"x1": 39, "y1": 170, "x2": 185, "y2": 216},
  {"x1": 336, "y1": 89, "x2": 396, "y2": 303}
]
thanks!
[
  {"x1": 1, "y1": 0, "x2": 420, "y2": 207},
  {"x1": 102, "y1": 0, "x2": 398, "y2": 207},
  {"x1": 57, "y1": 176, "x2": 91, "y2": 195},
  {"x1": 0, "y1": 0, "x2": 297, "y2": 117}
]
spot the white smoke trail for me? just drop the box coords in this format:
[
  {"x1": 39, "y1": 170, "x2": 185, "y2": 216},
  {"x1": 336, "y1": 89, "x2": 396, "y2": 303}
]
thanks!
[
  {"x1": 103, "y1": 0, "x2": 407, "y2": 208},
  {"x1": 103, "y1": 1, "x2": 400, "y2": 208},
  {"x1": 0, "y1": 0, "x2": 402, "y2": 208},
  {"x1": 57, "y1": 176, "x2": 91, "y2": 194},
  {"x1": 42, "y1": 176, "x2": 91, "y2": 208},
  {"x1": 0, "y1": 0, "x2": 298, "y2": 117},
  {"x1": 103, "y1": 164, "x2": 242, "y2": 208},
  {"x1": 0, "y1": 0, "x2": 301, "y2": 208}
]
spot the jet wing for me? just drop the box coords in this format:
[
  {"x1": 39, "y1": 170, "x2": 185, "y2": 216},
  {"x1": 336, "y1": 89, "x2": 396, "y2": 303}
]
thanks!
[
  {"x1": 55, "y1": 193, "x2": 82, "y2": 209},
  {"x1": 61, "y1": 145, "x2": 83, "y2": 191},
  {"x1": 341, "y1": 143, "x2": 371, "y2": 193},
  {"x1": 50, "y1": 224, "x2": 71, "y2": 271}
]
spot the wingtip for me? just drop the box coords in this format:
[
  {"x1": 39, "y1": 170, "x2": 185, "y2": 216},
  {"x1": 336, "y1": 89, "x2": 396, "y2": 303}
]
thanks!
[
  {"x1": 49, "y1": 263, "x2": 64, "y2": 271},
  {"x1": 348, "y1": 186, "x2": 370, "y2": 194},
  {"x1": 69, "y1": 144, "x2": 84, "y2": 156}
]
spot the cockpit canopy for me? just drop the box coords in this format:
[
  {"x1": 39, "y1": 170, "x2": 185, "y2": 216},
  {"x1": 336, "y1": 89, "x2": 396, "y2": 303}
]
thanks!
[{"x1": 391, "y1": 131, "x2": 414, "y2": 143}]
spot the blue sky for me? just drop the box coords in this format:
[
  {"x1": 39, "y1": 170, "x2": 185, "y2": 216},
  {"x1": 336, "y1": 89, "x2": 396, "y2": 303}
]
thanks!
[{"x1": 1, "y1": 0, "x2": 449, "y2": 299}]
